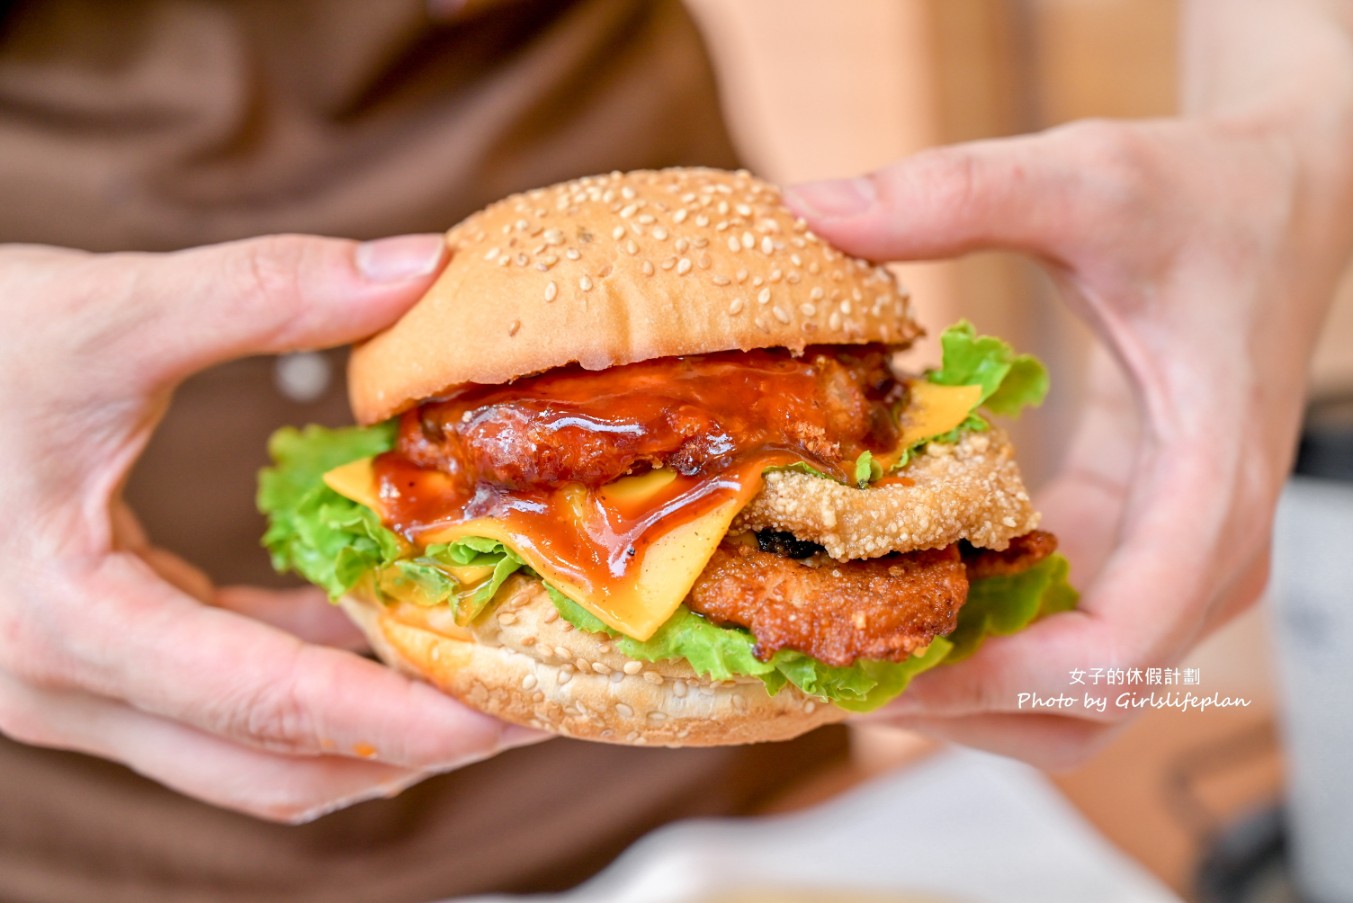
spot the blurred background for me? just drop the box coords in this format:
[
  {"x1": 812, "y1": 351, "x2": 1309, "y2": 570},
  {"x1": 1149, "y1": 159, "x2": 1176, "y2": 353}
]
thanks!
[{"x1": 676, "y1": 2, "x2": 1353, "y2": 901}]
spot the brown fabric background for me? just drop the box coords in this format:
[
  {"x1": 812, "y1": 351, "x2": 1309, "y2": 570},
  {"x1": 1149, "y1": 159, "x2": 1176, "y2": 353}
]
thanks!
[{"x1": 0, "y1": 2, "x2": 848, "y2": 900}]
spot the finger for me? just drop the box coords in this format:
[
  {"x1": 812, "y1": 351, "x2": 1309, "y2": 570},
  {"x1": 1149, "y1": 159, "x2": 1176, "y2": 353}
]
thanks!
[
  {"x1": 783, "y1": 131, "x2": 1084, "y2": 262},
  {"x1": 56, "y1": 552, "x2": 544, "y2": 770},
  {"x1": 0, "y1": 670, "x2": 425, "y2": 823},
  {"x1": 91, "y1": 232, "x2": 448, "y2": 387},
  {"x1": 884, "y1": 441, "x2": 1233, "y2": 722},
  {"x1": 887, "y1": 712, "x2": 1122, "y2": 771},
  {"x1": 214, "y1": 585, "x2": 370, "y2": 651}
]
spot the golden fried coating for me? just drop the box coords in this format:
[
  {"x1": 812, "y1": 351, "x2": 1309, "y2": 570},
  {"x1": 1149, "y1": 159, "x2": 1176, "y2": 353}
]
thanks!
[
  {"x1": 687, "y1": 541, "x2": 968, "y2": 667},
  {"x1": 734, "y1": 427, "x2": 1038, "y2": 560},
  {"x1": 963, "y1": 530, "x2": 1058, "y2": 580}
]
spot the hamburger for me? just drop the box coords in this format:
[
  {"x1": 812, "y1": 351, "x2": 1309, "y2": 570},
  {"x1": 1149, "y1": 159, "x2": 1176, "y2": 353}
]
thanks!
[{"x1": 259, "y1": 168, "x2": 1075, "y2": 746}]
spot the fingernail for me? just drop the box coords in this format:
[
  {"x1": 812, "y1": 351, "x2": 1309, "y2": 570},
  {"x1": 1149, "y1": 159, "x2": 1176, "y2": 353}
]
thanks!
[
  {"x1": 355, "y1": 234, "x2": 446, "y2": 282},
  {"x1": 784, "y1": 177, "x2": 876, "y2": 219}
]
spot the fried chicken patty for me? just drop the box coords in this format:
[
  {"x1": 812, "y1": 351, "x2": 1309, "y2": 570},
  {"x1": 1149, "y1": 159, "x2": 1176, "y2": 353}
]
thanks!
[
  {"x1": 687, "y1": 531, "x2": 1056, "y2": 667},
  {"x1": 397, "y1": 346, "x2": 902, "y2": 491}
]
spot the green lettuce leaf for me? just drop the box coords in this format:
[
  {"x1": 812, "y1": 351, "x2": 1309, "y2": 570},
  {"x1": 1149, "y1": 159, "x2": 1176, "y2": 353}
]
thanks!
[
  {"x1": 258, "y1": 422, "x2": 401, "y2": 598},
  {"x1": 943, "y1": 553, "x2": 1077, "y2": 664},
  {"x1": 424, "y1": 538, "x2": 528, "y2": 623},
  {"x1": 545, "y1": 586, "x2": 952, "y2": 712},
  {"x1": 926, "y1": 320, "x2": 1049, "y2": 417}
]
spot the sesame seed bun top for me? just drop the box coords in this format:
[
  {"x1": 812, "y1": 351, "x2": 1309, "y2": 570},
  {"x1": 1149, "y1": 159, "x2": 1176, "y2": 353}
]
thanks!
[{"x1": 348, "y1": 168, "x2": 923, "y2": 425}]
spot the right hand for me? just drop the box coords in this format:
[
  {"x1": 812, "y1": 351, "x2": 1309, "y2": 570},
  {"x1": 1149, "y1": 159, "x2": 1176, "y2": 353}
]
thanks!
[{"x1": 0, "y1": 234, "x2": 543, "y2": 823}]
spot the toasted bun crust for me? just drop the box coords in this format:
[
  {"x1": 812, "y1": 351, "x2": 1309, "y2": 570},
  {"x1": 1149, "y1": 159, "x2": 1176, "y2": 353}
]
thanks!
[
  {"x1": 349, "y1": 168, "x2": 922, "y2": 424},
  {"x1": 340, "y1": 576, "x2": 847, "y2": 746}
]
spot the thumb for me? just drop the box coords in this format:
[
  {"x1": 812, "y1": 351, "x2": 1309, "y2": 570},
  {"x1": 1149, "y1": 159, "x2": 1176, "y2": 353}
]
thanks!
[
  {"x1": 97, "y1": 233, "x2": 447, "y2": 386},
  {"x1": 783, "y1": 135, "x2": 1077, "y2": 264}
]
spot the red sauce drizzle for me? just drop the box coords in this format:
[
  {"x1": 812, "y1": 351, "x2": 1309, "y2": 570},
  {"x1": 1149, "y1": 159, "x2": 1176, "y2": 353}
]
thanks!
[{"x1": 371, "y1": 346, "x2": 903, "y2": 605}]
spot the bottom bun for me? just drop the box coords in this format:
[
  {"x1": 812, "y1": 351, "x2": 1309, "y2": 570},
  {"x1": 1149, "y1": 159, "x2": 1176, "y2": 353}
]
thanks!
[{"x1": 340, "y1": 575, "x2": 847, "y2": 746}]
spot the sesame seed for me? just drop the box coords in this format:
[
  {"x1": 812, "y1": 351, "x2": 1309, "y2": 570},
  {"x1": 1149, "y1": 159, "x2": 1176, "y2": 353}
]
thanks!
[
  {"x1": 726, "y1": 235, "x2": 740, "y2": 253},
  {"x1": 597, "y1": 264, "x2": 612, "y2": 278},
  {"x1": 625, "y1": 238, "x2": 638, "y2": 255},
  {"x1": 508, "y1": 319, "x2": 521, "y2": 336},
  {"x1": 661, "y1": 257, "x2": 677, "y2": 271},
  {"x1": 673, "y1": 208, "x2": 689, "y2": 223},
  {"x1": 735, "y1": 268, "x2": 748, "y2": 283},
  {"x1": 729, "y1": 297, "x2": 745, "y2": 315},
  {"x1": 497, "y1": 610, "x2": 518, "y2": 625},
  {"x1": 810, "y1": 286, "x2": 825, "y2": 301},
  {"x1": 521, "y1": 674, "x2": 538, "y2": 690},
  {"x1": 641, "y1": 260, "x2": 655, "y2": 276},
  {"x1": 558, "y1": 669, "x2": 572, "y2": 685},
  {"x1": 741, "y1": 231, "x2": 755, "y2": 249},
  {"x1": 760, "y1": 236, "x2": 774, "y2": 255},
  {"x1": 591, "y1": 662, "x2": 611, "y2": 675},
  {"x1": 676, "y1": 257, "x2": 692, "y2": 275},
  {"x1": 772, "y1": 306, "x2": 791, "y2": 324},
  {"x1": 619, "y1": 203, "x2": 639, "y2": 218},
  {"x1": 579, "y1": 275, "x2": 593, "y2": 291},
  {"x1": 829, "y1": 311, "x2": 842, "y2": 330},
  {"x1": 543, "y1": 228, "x2": 564, "y2": 245},
  {"x1": 615, "y1": 703, "x2": 635, "y2": 719},
  {"x1": 674, "y1": 237, "x2": 689, "y2": 253},
  {"x1": 566, "y1": 248, "x2": 581, "y2": 260},
  {"x1": 757, "y1": 287, "x2": 772, "y2": 305},
  {"x1": 698, "y1": 252, "x2": 712, "y2": 269},
  {"x1": 652, "y1": 226, "x2": 668, "y2": 241},
  {"x1": 611, "y1": 225, "x2": 626, "y2": 240},
  {"x1": 622, "y1": 661, "x2": 643, "y2": 675},
  {"x1": 643, "y1": 671, "x2": 663, "y2": 685},
  {"x1": 637, "y1": 213, "x2": 655, "y2": 225},
  {"x1": 711, "y1": 274, "x2": 730, "y2": 286},
  {"x1": 484, "y1": 247, "x2": 500, "y2": 261},
  {"x1": 695, "y1": 214, "x2": 710, "y2": 227},
  {"x1": 514, "y1": 253, "x2": 528, "y2": 267},
  {"x1": 800, "y1": 303, "x2": 817, "y2": 316},
  {"x1": 673, "y1": 680, "x2": 688, "y2": 698}
]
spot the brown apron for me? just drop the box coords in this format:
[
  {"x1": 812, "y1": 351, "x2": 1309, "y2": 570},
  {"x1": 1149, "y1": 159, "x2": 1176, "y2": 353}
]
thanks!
[{"x1": 0, "y1": 2, "x2": 848, "y2": 901}]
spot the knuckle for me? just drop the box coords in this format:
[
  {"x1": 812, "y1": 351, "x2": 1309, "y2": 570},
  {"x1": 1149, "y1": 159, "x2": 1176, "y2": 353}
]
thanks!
[
  {"x1": 1054, "y1": 118, "x2": 1157, "y2": 213},
  {"x1": 237, "y1": 235, "x2": 308, "y2": 314},
  {"x1": 915, "y1": 147, "x2": 987, "y2": 224},
  {"x1": 212, "y1": 654, "x2": 320, "y2": 755}
]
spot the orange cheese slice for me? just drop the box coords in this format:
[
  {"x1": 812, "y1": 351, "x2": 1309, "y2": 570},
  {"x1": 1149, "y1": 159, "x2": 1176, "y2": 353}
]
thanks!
[
  {"x1": 417, "y1": 487, "x2": 750, "y2": 641},
  {"x1": 897, "y1": 381, "x2": 983, "y2": 449}
]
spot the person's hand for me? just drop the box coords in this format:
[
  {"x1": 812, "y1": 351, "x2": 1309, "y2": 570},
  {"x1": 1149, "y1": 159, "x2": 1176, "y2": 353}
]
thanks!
[
  {"x1": 0, "y1": 234, "x2": 542, "y2": 822},
  {"x1": 785, "y1": 108, "x2": 1353, "y2": 764}
]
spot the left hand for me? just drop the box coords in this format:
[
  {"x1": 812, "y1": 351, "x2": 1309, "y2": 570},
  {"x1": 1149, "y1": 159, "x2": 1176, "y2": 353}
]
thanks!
[{"x1": 785, "y1": 110, "x2": 1353, "y2": 765}]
